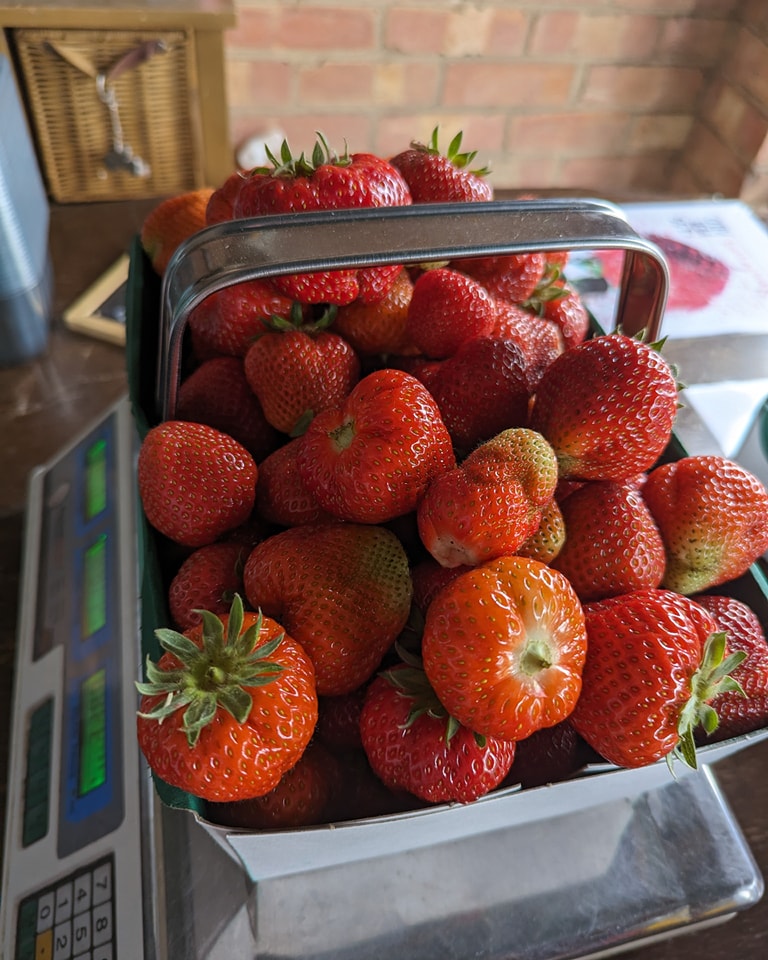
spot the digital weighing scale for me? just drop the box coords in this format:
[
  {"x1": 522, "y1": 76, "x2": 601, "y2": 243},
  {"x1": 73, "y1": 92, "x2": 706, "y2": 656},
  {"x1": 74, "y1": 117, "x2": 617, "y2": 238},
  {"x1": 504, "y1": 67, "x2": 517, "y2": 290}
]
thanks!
[{"x1": 3, "y1": 200, "x2": 768, "y2": 960}]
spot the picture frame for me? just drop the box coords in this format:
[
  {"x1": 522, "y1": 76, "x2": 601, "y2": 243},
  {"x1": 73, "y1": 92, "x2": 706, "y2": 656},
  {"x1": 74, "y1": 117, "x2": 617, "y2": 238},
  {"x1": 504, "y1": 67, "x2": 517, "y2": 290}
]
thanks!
[{"x1": 62, "y1": 253, "x2": 129, "y2": 345}]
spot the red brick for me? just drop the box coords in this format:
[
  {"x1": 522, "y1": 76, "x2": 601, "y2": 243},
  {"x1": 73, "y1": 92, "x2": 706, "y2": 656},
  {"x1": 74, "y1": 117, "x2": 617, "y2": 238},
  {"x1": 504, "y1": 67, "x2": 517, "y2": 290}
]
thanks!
[
  {"x1": 657, "y1": 17, "x2": 735, "y2": 65},
  {"x1": 508, "y1": 112, "x2": 631, "y2": 154},
  {"x1": 298, "y1": 64, "x2": 375, "y2": 104},
  {"x1": 278, "y1": 116, "x2": 373, "y2": 154},
  {"x1": 226, "y1": 8, "x2": 279, "y2": 49},
  {"x1": 581, "y1": 65, "x2": 704, "y2": 111},
  {"x1": 276, "y1": 6, "x2": 375, "y2": 51},
  {"x1": 444, "y1": 62, "x2": 575, "y2": 108},
  {"x1": 530, "y1": 12, "x2": 658, "y2": 60},
  {"x1": 384, "y1": 8, "x2": 450, "y2": 55},
  {"x1": 628, "y1": 114, "x2": 694, "y2": 151},
  {"x1": 374, "y1": 63, "x2": 441, "y2": 108},
  {"x1": 375, "y1": 115, "x2": 505, "y2": 163},
  {"x1": 680, "y1": 123, "x2": 748, "y2": 195},
  {"x1": 602, "y1": 0, "x2": 737, "y2": 13},
  {"x1": 700, "y1": 82, "x2": 768, "y2": 164},
  {"x1": 484, "y1": 10, "x2": 529, "y2": 57},
  {"x1": 490, "y1": 154, "x2": 560, "y2": 193},
  {"x1": 724, "y1": 26, "x2": 768, "y2": 109},
  {"x1": 444, "y1": 8, "x2": 495, "y2": 56},
  {"x1": 225, "y1": 59, "x2": 293, "y2": 111},
  {"x1": 558, "y1": 152, "x2": 680, "y2": 196}
]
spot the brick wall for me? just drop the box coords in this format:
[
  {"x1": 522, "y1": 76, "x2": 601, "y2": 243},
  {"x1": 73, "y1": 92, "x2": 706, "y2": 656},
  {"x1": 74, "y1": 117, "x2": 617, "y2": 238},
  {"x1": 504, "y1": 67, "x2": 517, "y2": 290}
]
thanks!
[{"x1": 223, "y1": 0, "x2": 768, "y2": 201}]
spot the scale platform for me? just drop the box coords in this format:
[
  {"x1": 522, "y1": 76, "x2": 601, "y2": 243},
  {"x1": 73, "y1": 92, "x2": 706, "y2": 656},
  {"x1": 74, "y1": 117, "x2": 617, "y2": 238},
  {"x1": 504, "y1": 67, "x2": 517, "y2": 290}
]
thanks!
[{"x1": 1, "y1": 394, "x2": 765, "y2": 960}]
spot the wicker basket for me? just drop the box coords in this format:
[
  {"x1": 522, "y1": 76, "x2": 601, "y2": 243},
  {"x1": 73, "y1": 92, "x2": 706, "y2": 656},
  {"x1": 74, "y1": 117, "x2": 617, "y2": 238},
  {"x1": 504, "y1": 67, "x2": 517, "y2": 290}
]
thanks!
[{"x1": 13, "y1": 28, "x2": 205, "y2": 202}]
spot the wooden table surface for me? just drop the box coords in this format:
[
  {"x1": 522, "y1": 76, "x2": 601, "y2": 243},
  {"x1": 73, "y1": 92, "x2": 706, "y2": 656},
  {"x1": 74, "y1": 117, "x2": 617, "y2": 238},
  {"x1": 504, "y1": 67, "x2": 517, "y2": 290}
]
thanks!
[{"x1": 1, "y1": 199, "x2": 767, "y2": 960}]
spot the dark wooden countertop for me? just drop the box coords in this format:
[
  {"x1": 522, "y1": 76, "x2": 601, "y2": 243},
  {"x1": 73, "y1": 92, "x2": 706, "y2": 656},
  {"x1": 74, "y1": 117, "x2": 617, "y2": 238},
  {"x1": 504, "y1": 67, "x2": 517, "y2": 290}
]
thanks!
[{"x1": 1, "y1": 198, "x2": 767, "y2": 960}]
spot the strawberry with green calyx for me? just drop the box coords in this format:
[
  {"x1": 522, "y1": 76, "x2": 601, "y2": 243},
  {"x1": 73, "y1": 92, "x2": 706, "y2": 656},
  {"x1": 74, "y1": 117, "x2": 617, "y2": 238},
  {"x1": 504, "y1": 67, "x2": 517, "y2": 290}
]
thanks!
[
  {"x1": 244, "y1": 304, "x2": 361, "y2": 436},
  {"x1": 234, "y1": 134, "x2": 411, "y2": 305},
  {"x1": 137, "y1": 420, "x2": 257, "y2": 548},
  {"x1": 571, "y1": 589, "x2": 746, "y2": 770},
  {"x1": 390, "y1": 127, "x2": 493, "y2": 204},
  {"x1": 360, "y1": 646, "x2": 516, "y2": 804},
  {"x1": 529, "y1": 333, "x2": 679, "y2": 482},
  {"x1": 422, "y1": 555, "x2": 587, "y2": 742},
  {"x1": 521, "y1": 268, "x2": 590, "y2": 350},
  {"x1": 417, "y1": 427, "x2": 559, "y2": 568},
  {"x1": 136, "y1": 595, "x2": 318, "y2": 802},
  {"x1": 642, "y1": 454, "x2": 768, "y2": 595},
  {"x1": 692, "y1": 594, "x2": 768, "y2": 742},
  {"x1": 458, "y1": 251, "x2": 548, "y2": 305},
  {"x1": 243, "y1": 521, "x2": 413, "y2": 696}
]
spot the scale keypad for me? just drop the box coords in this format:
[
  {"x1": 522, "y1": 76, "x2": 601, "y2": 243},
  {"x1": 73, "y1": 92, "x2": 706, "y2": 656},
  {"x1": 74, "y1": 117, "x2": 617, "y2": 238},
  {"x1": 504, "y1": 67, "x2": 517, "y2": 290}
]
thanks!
[{"x1": 15, "y1": 855, "x2": 115, "y2": 960}]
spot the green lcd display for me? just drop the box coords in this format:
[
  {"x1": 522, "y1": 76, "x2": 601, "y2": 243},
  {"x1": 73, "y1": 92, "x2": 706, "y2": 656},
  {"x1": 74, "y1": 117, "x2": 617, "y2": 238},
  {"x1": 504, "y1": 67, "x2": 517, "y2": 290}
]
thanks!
[
  {"x1": 79, "y1": 669, "x2": 107, "y2": 796},
  {"x1": 82, "y1": 534, "x2": 107, "y2": 638},
  {"x1": 85, "y1": 438, "x2": 107, "y2": 520}
]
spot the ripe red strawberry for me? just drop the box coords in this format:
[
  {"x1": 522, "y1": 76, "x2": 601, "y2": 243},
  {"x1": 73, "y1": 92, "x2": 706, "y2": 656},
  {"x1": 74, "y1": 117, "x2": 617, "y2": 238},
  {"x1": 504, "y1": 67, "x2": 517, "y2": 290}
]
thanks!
[
  {"x1": 208, "y1": 741, "x2": 338, "y2": 829},
  {"x1": 389, "y1": 127, "x2": 493, "y2": 203},
  {"x1": 296, "y1": 368, "x2": 455, "y2": 524},
  {"x1": 571, "y1": 589, "x2": 745, "y2": 768},
  {"x1": 412, "y1": 336, "x2": 531, "y2": 455},
  {"x1": 254, "y1": 436, "x2": 333, "y2": 527},
  {"x1": 244, "y1": 311, "x2": 361, "y2": 435},
  {"x1": 140, "y1": 188, "x2": 214, "y2": 275},
  {"x1": 234, "y1": 136, "x2": 411, "y2": 305},
  {"x1": 137, "y1": 421, "x2": 257, "y2": 548},
  {"x1": 692, "y1": 594, "x2": 768, "y2": 741},
  {"x1": 504, "y1": 720, "x2": 589, "y2": 790},
  {"x1": 406, "y1": 267, "x2": 496, "y2": 358},
  {"x1": 168, "y1": 541, "x2": 246, "y2": 631},
  {"x1": 410, "y1": 558, "x2": 469, "y2": 613},
  {"x1": 360, "y1": 659, "x2": 516, "y2": 804},
  {"x1": 243, "y1": 522, "x2": 413, "y2": 695},
  {"x1": 422, "y1": 555, "x2": 587, "y2": 741},
  {"x1": 332, "y1": 268, "x2": 417, "y2": 357},
  {"x1": 187, "y1": 280, "x2": 297, "y2": 359},
  {"x1": 136, "y1": 596, "x2": 318, "y2": 802},
  {"x1": 522, "y1": 273, "x2": 590, "y2": 350},
  {"x1": 315, "y1": 688, "x2": 367, "y2": 752},
  {"x1": 206, "y1": 170, "x2": 245, "y2": 224},
  {"x1": 642, "y1": 455, "x2": 768, "y2": 595},
  {"x1": 529, "y1": 333, "x2": 679, "y2": 481},
  {"x1": 176, "y1": 356, "x2": 281, "y2": 461},
  {"x1": 458, "y1": 252, "x2": 548, "y2": 304},
  {"x1": 417, "y1": 428, "x2": 559, "y2": 568},
  {"x1": 491, "y1": 301, "x2": 564, "y2": 390},
  {"x1": 551, "y1": 480, "x2": 666, "y2": 603}
]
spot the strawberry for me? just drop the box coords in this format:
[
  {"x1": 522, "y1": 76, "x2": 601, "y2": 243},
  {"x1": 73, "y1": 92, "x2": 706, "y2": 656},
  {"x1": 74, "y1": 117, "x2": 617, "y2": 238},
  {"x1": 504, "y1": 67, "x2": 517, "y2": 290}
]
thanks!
[
  {"x1": 136, "y1": 596, "x2": 318, "y2": 802},
  {"x1": 692, "y1": 594, "x2": 768, "y2": 741},
  {"x1": 528, "y1": 333, "x2": 679, "y2": 481},
  {"x1": 642, "y1": 455, "x2": 768, "y2": 595},
  {"x1": 188, "y1": 280, "x2": 296, "y2": 359},
  {"x1": 412, "y1": 336, "x2": 531, "y2": 455},
  {"x1": 550, "y1": 480, "x2": 666, "y2": 603},
  {"x1": 417, "y1": 428, "x2": 559, "y2": 568},
  {"x1": 243, "y1": 310, "x2": 361, "y2": 435},
  {"x1": 389, "y1": 127, "x2": 493, "y2": 203},
  {"x1": 359, "y1": 657, "x2": 516, "y2": 804},
  {"x1": 491, "y1": 301, "x2": 564, "y2": 390},
  {"x1": 168, "y1": 541, "x2": 246, "y2": 631},
  {"x1": 206, "y1": 170, "x2": 245, "y2": 224},
  {"x1": 504, "y1": 720, "x2": 589, "y2": 789},
  {"x1": 422, "y1": 555, "x2": 587, "y2": 741},
  {"x1": 176, "y1": 356, "x2": 281, "y2": 461},
  {"x1": 332, "y1": 268, "x2": 417, "y2": 357},
  {"x1": 315, "y1": 688, "x2": 367, "y2": 753},
  {"x1": 243, "y1": 522, "x2": 413, "y2": 695},
  {"x1": 522, "y1": 272, "x2": 590, "y2": 351},
  {"x1": 405, "y1": 267, "x2": 496, "y2": 358},
  {"x1": 458, "y1": 252, "x2": 548, "y2": 304},
  {"x1": 140, "y1": 188, "x2": 213, "y2": 275},
  {"x1": 296, "y1": 368, "x2": 455, "y2": 524},
  {"x1": 254, "y1": 436, "x2": 333, "y2": 527},
  {"x1": 234, "y1": 136, "x2": 411, "y2": 305},
  {"x1": 516, "y1": 496, "x2": 566, "y2": 565},
  {"x1": 208, "y1": 741, "x2": 338, "y2": 829},
  {"x1": 137, "y1": 421, "x2": 257, "y2": 548},
  {"x1": 571, "y1": 589, "x2": 745, "y2": 768},
  {"x1": 411, "y1": 558, "x2": 468, "y2": 613}
]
